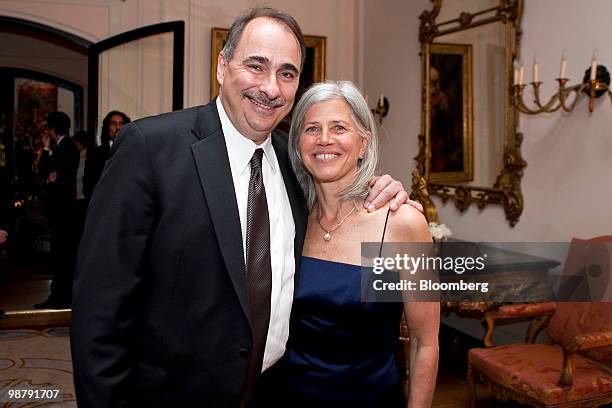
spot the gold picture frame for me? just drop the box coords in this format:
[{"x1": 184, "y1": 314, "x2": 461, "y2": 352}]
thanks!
[
  {"x1": 428, "y1": 43, "x2": 473, "y2": 183},
  {"x1": 412, "y1": 0, "x2": 526, "y2": 227},
  {"x1": 210, "y1": 27, "x2": 326, "y2": 99}
]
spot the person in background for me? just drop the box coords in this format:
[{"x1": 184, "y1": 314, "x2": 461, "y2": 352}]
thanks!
[
  {"x1": 36, "y1": 111, "x2": 80, "y2": 309},
  {"x1": 73, "y1": 130, "x2": 93, "y2": 238},
  {"x1": 0, "y1": 225, "x2": 6, "y2": 317},
  {"x1": 0, "y1": 226, "x2": 6, "y2": 317},
  {"x1": 83, "y1": 110, "x2": 130, "y2": 200},
  {"x1": 0, "y1": 172, "x2": 7, "y2": 246}
]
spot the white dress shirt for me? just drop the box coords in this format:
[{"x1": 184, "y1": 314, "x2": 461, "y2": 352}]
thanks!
[
  {"x1": 45, "y1": 135, "x2": 65, "y2": 155},
  {"x1": 216, "y1": 98, "x2": 296, "y2": 371}
]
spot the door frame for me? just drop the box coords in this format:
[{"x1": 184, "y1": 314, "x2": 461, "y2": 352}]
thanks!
[{"x1": 88, "y1": 21, "x2": 185, "y2": 134}]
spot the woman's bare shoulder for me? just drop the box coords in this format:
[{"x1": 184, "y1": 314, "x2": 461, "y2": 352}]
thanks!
[{"x1": 386, "y1": 204, "x2": 431, "y2": 242}]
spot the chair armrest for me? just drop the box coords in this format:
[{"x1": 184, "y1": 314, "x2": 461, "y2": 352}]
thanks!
[
  {"x1": 556, "y1": 329, "x2": 612, "y2": 387},
  {"x1": 483, "y1": 303, "x2": 556, "y2": 347},
  {"x1": 494, "y1": 302, "x2": 556, "y2": 319},
  {"x1": 566, "y1": 329, "x2": 612, "y2": 352}
]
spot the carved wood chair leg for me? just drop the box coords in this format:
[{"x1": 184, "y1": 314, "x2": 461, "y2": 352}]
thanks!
[
  {"x1": 525, "y1": 315, "x2": 550, "y2": 344},
  {"x1": 560, "y1": 348, "x2": 574, "y2": 387},
  {"x1": 484, "y1": 315, "x2": 495, "y2": 347},
  {"x1": 467, "y1": 364, "x2": 476, "y2": 408}
]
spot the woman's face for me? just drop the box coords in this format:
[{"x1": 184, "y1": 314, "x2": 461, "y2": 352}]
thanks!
[{"x1": 299, "y1": 98, "x2": 368, "y2": 186}]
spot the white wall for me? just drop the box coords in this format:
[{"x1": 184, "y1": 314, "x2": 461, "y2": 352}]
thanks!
[
  {"x1": 362, "y1": 0, "x2": 429, "y2": 187},
  {"x1": 364, "y1": 0, "x2": 612, "y2": 243}
]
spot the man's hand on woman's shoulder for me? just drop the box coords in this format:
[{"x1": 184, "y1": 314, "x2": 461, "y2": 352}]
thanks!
[{"x1": 365, "y1": 175, "x2": 424, "y2": 213}]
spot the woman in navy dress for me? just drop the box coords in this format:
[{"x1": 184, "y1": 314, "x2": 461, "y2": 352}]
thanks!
[{"x1": 273, "y1": 81, "x2": 440, "y2": 407}]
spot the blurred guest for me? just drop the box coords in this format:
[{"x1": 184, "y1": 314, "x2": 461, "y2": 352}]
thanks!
[
  {"x1": 83, "y1": 110, "x2": 130, "y2": 200},
  {"x1": 36, "y1": 111, "x2": 79, "y2": 309},
  {"x1": 0, "y1": 226, "x2": 5, "y2": 316},
  {"x1": 0, "y1": 170, "x2": 7, "y2": 246},
  {"x1": 73, "y1": 130, "x2": 93, "y2": 237}
]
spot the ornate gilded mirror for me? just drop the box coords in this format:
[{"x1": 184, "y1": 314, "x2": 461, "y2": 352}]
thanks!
[{"x1": 412, "y1": 0, "x2": 525, "y2": 226}]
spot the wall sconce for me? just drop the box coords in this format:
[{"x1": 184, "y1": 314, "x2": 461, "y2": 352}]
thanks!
[
  {"x1": 366, "y1": 94, "x2": 389, "y2": 124},
  {"x1": 513, "y1": 57, "x2": 612, "y2": 114}
]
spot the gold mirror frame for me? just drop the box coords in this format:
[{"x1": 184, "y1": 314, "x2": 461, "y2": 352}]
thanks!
[{"x1": 411, "y1": 0, "x2": 526, "y2": 227}]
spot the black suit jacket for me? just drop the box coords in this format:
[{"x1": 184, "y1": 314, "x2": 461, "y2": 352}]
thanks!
[
  {"x1": 82, "y1": 143, "x2": 109, "y2": 202},
  {"x1": 71, "y1": 100, "x2": 307, "y2": 407},
  {"x1": 39, "y1": 136, "x2": 79, "y2": 214}
]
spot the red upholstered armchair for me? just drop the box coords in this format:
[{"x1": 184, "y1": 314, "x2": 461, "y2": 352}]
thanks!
[
  {"x1": 467, "y1": 236, "x2": 612, "y2": 407},
  {"x1": 468, "y1": 302, "x2": 612, "y2": 407}
]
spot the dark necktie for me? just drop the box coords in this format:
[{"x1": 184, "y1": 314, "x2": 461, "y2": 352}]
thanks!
[{"x1": 241, "y1": 148, "x2": 272, "y2": 405}]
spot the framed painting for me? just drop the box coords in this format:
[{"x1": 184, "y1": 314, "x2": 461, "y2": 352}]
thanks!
[
  {"x1": 428, "y1": 43, "x2": 473, "y2": 183},
  {"x1": 210, "y1": 27, "x2": 326, "y2": 101}
]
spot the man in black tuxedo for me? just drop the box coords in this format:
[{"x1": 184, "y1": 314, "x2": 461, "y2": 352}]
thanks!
[
  {"x1": 71, "y1": 7, "x2": 414, "y2": 407},
  {"x1": 37, "y1": 111, "x2": 80, "y2": 309}
]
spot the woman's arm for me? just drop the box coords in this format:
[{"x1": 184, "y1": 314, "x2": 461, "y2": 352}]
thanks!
[
  {"x1": 404, "y1": 301, "x2": 440, "y2": 407},
  {"x1": 388, "y1": 206, "x2": 440, "y2": 407}
]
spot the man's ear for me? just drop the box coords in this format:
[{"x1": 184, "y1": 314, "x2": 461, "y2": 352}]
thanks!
[{"x1": 216, "y1": 52, "x2": 227, "y2": 87}]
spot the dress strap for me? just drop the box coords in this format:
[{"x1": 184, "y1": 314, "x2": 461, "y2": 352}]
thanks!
[{"x1": 378, "y1": 208, "x2": 392, "y2": 257}]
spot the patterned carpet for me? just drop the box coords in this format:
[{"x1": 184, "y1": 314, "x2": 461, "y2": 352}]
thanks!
[
  {"x1": 0, "y1": 327, "x2": 531, "y2": 407},
  {"x1": 0, "y1": 328, "x2": 75, "y2": 407}
]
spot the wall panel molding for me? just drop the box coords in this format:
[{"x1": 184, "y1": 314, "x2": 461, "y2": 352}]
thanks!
[{"x1": 0, "y1": 0, "x2": 111, "y2": 42}]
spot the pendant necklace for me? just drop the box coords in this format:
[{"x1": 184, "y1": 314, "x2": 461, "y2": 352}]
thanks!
[{"x1": 317, "y1": 203, "x2": 357, "y2": 242}]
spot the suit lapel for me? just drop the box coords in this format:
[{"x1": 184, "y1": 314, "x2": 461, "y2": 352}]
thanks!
[
  {"x1": 190, "y1": 102, "x2": 251, "y2": 326},
  {"x1": 272, "y1": 133, "x2": 307, "y2": 280}
]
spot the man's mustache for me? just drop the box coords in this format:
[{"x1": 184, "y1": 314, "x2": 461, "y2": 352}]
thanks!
[{"x1": 243, "y1": 91, "x2": 286, "y2": 108}]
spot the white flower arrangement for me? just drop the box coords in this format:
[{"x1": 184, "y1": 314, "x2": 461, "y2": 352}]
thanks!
[{"x1": 428, "y1": 222, "x2": 452, "y2": 241}]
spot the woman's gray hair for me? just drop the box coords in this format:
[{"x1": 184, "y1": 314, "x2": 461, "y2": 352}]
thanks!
[{"x1": 289, "y1": 80, "x2": 379, "y2": 211}]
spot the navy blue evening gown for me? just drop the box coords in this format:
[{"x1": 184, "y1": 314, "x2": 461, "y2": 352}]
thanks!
[{"x1": 277, "y1": 254, "x2": 405, "y2": 407}]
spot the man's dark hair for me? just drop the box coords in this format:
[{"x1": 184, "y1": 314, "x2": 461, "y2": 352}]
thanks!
[
  {"x1": 222, "y1": 7, "x2": 306, "y2": 69},
  {"x1": 73, "y1": 130, "x2": 93, "y2": 148},
  {"x1": 101, "y1": 110, "x2": 131, "y2": 146},
  {"x1": 46, "y1": 111, "x2": 71, "y2": 136}
]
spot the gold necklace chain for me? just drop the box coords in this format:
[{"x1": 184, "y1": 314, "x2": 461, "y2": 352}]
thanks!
[{"x1": 317, "y1": 203, "x2": 357, "y2": 242}]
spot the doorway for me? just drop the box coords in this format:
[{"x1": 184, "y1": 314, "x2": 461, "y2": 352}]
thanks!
[{"x1": 0, "y1": 16, "x2": 184, "y2": 313}]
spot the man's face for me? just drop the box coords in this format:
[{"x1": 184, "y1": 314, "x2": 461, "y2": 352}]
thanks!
[
  {"x1": 42, "y1": 124, "x2": 57, "y2": 143},
  {"x1": 108, "y1": 114, "x2": 125, "y2": 141},
  {"x1": 217, "y1": 17, "x2": 301, "y2": 144}
]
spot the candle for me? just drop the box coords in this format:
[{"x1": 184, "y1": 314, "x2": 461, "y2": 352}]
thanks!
[
  {"x1": 559, "y1": 56, "x2": 567, "y2": 79},
  {"x1": 379, "y1": 93, "x2": 384, "y2": 106},
  {"x1": 514, "y1": 68, "x2": 519, "y2": 85},
  {"x1": 518, "y1": 65, "x2": 524, "y2": 85},
  {"x1": 590, "y1": 57, "x2": 597, "y2": 81},
  {"x1": 533, "y1": 60, "x2": 539, "y2": 83}
]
